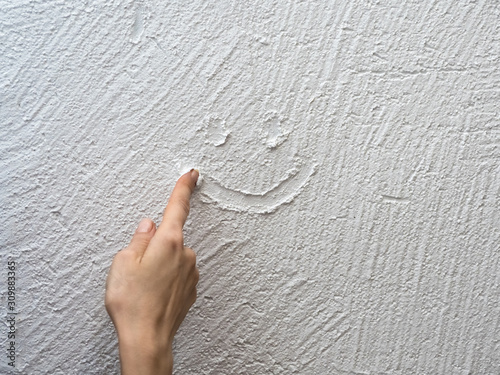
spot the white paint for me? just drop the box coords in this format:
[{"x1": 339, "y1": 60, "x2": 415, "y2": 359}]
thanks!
[
  {"x1": 1, "y1": 0, "x2": 499, "y2": 374},
  {"x1": 177, "y1": 164, "x2": 203, "y2": 186}
]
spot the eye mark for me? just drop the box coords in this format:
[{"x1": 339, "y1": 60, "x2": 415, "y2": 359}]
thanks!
[
  {"x1": 202, "y1": 115, "x2": 230, "y2": 147},
  {"x1": 199, "y1": 162, "x2": 317, "y2": 214},
  {"x1": 260, "y1": 112, "x2": 289, "y2": 149}
]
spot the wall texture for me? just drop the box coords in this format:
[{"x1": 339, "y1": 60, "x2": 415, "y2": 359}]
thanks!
[{"x1": 1, "y1": 0, "x2": 499, "y2": 374}]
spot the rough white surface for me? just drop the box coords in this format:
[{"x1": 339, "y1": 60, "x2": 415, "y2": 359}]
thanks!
[{"x1": 1, "y1": 0, "x2": 499, "y2": 374}]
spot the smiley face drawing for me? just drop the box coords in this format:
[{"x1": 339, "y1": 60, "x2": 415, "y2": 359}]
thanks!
[
  {"x1": 178, "y1": 105, "x2": 318, "y2": 214},
  {"x1": 139, "y1": 4, "x2": 347, "y2": 214}
]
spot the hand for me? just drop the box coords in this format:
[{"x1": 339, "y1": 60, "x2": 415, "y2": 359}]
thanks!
[{"x1": 105, "y1": 170, "x2": 200, "y2": 375}]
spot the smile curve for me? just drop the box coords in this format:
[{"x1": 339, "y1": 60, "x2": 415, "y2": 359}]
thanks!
[{"x1": 199, "y1": 162, "x2": 317, "y2": 214}]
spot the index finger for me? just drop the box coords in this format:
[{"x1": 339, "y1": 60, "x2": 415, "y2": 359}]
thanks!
[{"x1": 159, "y1": 169, "x2": 199, "y2": 232}]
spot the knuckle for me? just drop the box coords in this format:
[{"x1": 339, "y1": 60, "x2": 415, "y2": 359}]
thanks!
[
  {"x1": 161, "y1": 231, "x2": 184, "y2": 248},
  {"x1": 104, "y1": 288, "x2": 123, "y2": 313},
  {"x1": 113, "y1": 249, "x2": 131, "y2": 264},
  {"x1": 104, "y1": 294, "x2": 117, "y2": 312}
]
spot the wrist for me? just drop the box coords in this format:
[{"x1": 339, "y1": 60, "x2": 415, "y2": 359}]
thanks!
[{"x1": 118, "y1": 329, "x2": 173, "y2": 375}]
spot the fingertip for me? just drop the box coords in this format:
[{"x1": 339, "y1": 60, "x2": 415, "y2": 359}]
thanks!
[
  {"x1": 190, "y1": 169, "x2": 199, "y2": 185},
  {"x1": 180, "y1": 168, "x2": 199, "y2": 189}
]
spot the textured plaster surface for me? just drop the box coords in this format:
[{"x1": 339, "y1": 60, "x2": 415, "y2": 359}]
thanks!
[{"x1": 1, "y1": 0, "x2": 500, "y2": 374}]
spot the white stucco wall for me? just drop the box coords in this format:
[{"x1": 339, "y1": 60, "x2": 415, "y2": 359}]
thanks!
[{"x1": 1, "y1": 0, "x2": 499, "y2": 374}]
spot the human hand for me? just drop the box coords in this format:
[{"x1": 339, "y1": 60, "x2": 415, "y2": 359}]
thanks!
[{"x1": 105, "y1": 170, "x2": 200, "y2": 375}]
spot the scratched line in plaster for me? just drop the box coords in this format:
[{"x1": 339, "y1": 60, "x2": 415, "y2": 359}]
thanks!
[
  {"x1": 130, "y1": 3, "x2": 144, "y2": 44},
  {"x1": 200, "y1": 163, "x2": 317, "y2": 214}
]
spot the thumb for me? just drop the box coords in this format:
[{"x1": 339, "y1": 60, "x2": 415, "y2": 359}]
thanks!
[{"x1": 126, "y1": 218, "x2": 156, "y2": 256}]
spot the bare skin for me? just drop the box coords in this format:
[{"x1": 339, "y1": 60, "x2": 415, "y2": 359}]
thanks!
[{"x1": 105, "y1": 169, "x2": 200, "y2": 375}]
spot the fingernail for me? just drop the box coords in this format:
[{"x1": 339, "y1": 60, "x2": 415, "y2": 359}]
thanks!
[
  {"x1": 136, "y1": 218, "x2": 153, "y2": 233},
  {"x1": 190, "y1": 169, "x2": 199, "y2": 185}
]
